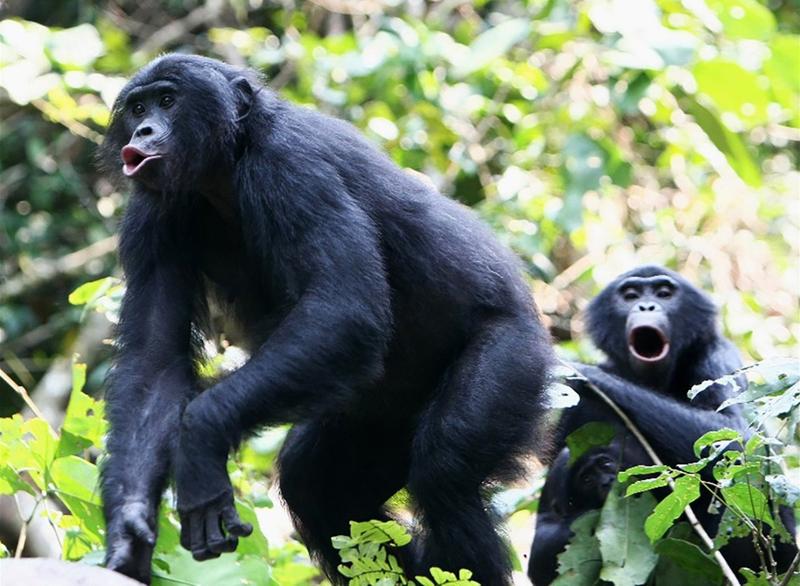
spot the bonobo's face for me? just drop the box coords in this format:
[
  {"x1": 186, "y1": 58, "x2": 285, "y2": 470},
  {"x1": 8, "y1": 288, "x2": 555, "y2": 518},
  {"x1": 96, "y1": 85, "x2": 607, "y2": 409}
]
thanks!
[
  {"x1": 116, "y1": 80, "x2": 179, "y2": 185},
  {"x1": 101, "y1": 55, "x2": 251, "y2": 195},
  {"x1": 613, "y1": 274, "x2": 679, "y2": 371},
  {"x1": 569, "y1": 449, "x2": 619, "y2": 512}
]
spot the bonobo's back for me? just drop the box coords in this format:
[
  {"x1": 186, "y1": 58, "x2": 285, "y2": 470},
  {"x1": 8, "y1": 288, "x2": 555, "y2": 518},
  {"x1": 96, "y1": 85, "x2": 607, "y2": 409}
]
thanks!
[{"x1": 271, "y1": 94, "x2": 536, "y2": 318}]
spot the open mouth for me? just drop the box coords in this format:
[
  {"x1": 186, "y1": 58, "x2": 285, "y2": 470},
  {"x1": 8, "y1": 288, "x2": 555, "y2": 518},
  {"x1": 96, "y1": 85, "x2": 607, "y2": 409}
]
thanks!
[
  {"x1": 121, "y1": 146, "x2": 162, "y2": 177},
  {"x1": 628, "y1": 326, "x2": 670, "y2": 362}
]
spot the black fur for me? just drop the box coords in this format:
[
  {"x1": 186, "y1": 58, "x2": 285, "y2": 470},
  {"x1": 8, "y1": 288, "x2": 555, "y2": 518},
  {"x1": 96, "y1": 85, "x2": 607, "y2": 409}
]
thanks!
[
  {"x1": 528, "y1": 266, "x2": 797, "y2": 584},
  {"x1": 98, "y1": 54, "x2": 553, "y2": 585}
]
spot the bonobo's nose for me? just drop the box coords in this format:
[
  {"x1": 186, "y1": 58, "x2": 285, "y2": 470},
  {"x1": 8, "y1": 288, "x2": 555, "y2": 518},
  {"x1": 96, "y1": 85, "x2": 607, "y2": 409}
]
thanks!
[
  {"x1": 637, "y1": 303, "x2": 657, "y2": 312},
  {"x1": 133, "y1": 125, "x2": 153, "y2": 138}
]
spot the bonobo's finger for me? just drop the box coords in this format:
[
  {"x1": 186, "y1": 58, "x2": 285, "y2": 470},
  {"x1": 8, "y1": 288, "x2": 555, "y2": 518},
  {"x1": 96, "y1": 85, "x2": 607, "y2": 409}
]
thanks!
[
  {"x1": 204, "y1": 511, "x2": 229, "y2": 555},
  {"x1": 221, "y1": 505, "x2": 253, "y2": 537},
  {"x1": 222, "y1": 535, "x2": 239, "y2": 553},
  {"x1": 179, "y1": 513, "x2": 192, "y2": 551},
  {"x1": 189, "y1": 512, "x2": 210, "y2": 560},
  {"x1": 125, "y1": 512, "x2": 155, "y2": 546},
  {"x1": 106, "y1": 538, "x2": 132, "y2": 572}
]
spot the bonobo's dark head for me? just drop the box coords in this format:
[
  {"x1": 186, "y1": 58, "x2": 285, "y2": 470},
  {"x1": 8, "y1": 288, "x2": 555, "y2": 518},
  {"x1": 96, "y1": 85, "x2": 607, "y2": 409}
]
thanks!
[
  {"x1": 565, "y1": 447, "x2": 620, "y2": 514},
  {"x1": 586, "y1": 265, "x2": 718, "y2": 382},
  {"x1": 99, "y1": 54, "x2": 261, "y2": 195}
]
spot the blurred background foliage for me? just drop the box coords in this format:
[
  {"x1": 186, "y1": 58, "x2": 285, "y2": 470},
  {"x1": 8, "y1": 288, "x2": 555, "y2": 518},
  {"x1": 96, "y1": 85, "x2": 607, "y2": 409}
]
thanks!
[{"x1": 0, "y1": 0, "x2": 798, "y2": 581}]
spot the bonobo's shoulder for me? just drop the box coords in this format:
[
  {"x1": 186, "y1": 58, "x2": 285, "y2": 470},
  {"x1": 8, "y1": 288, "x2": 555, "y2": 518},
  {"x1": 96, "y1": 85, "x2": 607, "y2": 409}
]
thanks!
[{"x1": 279, "y1": 101, "x2": 370, "y2": 142}]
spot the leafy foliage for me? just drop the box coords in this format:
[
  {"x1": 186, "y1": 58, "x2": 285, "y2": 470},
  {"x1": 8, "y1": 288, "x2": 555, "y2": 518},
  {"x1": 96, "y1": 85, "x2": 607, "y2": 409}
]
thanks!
[{"x1": 333, "y1": 520, "x2": 480, "y2": 586}]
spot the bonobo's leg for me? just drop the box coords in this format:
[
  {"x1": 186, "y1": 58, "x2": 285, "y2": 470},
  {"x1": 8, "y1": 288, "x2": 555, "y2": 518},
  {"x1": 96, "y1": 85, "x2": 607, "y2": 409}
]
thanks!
[
  {"x1": 278, "y1": 419, "x2": 410, "y2": 583},
  {"x1": 407, "y1": 316, "x2": 549, "y2": 586}
]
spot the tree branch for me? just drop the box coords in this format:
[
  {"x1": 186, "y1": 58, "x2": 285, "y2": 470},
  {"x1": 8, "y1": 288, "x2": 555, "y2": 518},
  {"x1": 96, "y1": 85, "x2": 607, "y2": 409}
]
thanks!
[{"x1": 0, "y1": 236, "x2": 117, "y2": 303}]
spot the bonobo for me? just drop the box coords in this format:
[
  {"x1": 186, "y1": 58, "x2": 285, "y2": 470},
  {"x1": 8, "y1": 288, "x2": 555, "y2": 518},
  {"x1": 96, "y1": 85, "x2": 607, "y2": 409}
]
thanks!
[
  {"x1": 530, "y1": 435, "x2": 649, "y2": 584},
  {"x1": 98, "y1": 54, "x2": 553, "y2": 585},
  {"x1": 528, "y1": 265, "x2": 797, "y2": 584}
]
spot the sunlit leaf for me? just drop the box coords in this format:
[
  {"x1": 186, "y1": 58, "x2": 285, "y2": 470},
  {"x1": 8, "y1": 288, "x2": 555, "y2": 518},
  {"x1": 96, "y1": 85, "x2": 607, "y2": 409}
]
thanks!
[{"x1": 644, "y1": 475, "x2": 701, "y2": 542}]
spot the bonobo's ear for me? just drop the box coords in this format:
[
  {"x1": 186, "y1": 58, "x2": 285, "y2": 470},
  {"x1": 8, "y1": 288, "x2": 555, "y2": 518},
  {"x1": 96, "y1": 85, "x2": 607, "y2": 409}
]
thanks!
[{"x1": 232, "y1": 76, "x2": 254, "y2": 121}]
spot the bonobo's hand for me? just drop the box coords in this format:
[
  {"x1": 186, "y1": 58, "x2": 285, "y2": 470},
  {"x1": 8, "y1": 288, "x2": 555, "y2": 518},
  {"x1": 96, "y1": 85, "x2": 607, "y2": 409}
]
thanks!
[
  {"x1": 177, "y1": 488, "x2": 253, "y2": 560},
  {"x1": 561, "y1": 362, "x2": 594, "y2": 390},
  {"x1": 105, "y1": 500, "x2": 156, "y2": 584},
  {"x1": 565, "y1": 363, "x2": 610, "y2": 386},
  {"x1": 176, "y1": 405, "x2": 252, "y2": 561}
]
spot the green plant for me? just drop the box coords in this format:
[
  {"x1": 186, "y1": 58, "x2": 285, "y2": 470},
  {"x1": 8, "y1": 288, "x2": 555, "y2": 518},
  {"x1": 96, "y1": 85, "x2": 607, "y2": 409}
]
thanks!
[
  {"x1": 551, "y1": 359, "x2": 800, "y2": 585},
  {"x1": 333, "y1": 520, "x2": 480, "y2": 586}
]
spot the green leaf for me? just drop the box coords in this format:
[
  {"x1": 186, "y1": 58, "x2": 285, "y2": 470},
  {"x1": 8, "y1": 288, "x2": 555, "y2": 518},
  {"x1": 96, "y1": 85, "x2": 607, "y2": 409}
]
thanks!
[
  {"x1": 349, "y1": 519, "x2": 412, "y2": 547},
  {"x1": 597, "y1": 488, "x2": 659, "y2": 585},
  {"x1": 765, "y1": 474, "x2": 800, "y2": 507},
  {"x1": 49, "y1": 456, "x2": 105, "y2": 541},
  {"x1": 693, "y1": 59, "x2": 770, "y2": 129},
  {"x1": 152, "y1": 548, "x2": 273, "y2": 586},
  {"x1": 764, "y1": 35, "x2": 800, "y2": 126},
  {"x1": 21, "y1": 418, "x2": 58, "y2": 490},
  {"x1": 452, "y1": 19, "x2": 530, "y2": 78},
  {"x1": 0, "y1": 466, "x2": 36, "y2": 496},
  {"x1": 684, "y1": 97, "x2": 761, "y2": 186},
  {"x1": 644, "y1": 475, "x2": 701, "y2": 542},
  {"x1": 68, "y1": 277, "x2": 116, "y2": 306},
  {"x1": 565, "y1": 422, "x2": 617, "y2": 465},
  {"x1": 708, "y1": 0, "x2": 776, "y2": 41},
  {"x1": 693, "y1": 428, "x2": 742, "y2": 458},
  {"x1": 720, "y1": 483, "x2": 774, "y2": 528},
  {"x1": 230, "y1": 498, "x2": 269, "y2": 558},
  {"x1": 552, "y1": 511, "x2": 602, "y2": 585},
  {"x1": 618, "y1": 464, "x2": 669, "y2": 483},
  {"x1": 57, "y1": 363, "x2": 106, "y2": 457},
  {"x1": 738, "y1": 568, "x2": 772, "y2": 585},
  {"x1": 654, "y1": 537, "x2": 723, "y2": 583},
  {"x1": 50, "y1": 456, "x2": 101, "y2": 505},
  {"x1": 626, "y1": 475, "x2": 670, "y2": 497}
]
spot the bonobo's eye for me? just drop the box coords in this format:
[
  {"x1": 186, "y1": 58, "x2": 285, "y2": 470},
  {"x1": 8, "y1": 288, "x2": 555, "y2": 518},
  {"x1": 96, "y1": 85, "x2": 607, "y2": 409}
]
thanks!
[
  {"x1": 132, "y1": 103, "x2": 145, "y2": 117},
  {"x1": 656, "y1": 287, "x2": 673, "y2": 299},
  {"x1": 160, "y1": 95, "x2": 175, "y2": 109},
  {"x1": 621, "y1": 288, "x2": 639, "y2": 301},
  {"x1": 598, "y1": 458, "x2": 615, "y2": 471}
]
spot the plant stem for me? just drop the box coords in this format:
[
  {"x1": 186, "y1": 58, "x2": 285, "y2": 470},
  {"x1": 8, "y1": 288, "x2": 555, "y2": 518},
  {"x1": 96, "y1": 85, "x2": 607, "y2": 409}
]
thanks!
[{"x1": 0, "y1": 368, "x2": 57, "y2": 437}]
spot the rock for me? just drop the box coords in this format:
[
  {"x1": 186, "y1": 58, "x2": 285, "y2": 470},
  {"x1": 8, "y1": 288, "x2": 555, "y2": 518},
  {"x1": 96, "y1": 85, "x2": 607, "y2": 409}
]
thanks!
[{"x1": 0, "y1": 558, "x2": 143, "y2": 585}]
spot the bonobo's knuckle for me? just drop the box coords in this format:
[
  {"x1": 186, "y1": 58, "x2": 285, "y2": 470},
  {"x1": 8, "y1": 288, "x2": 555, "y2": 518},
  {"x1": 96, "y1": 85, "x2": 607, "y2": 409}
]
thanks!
[{"x1": 177, "y1": 486, "x2": 232, "y2": 516}]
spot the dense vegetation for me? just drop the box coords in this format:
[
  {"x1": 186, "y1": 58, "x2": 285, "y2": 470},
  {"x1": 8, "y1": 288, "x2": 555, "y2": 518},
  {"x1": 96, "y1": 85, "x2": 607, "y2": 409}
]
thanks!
[{"x1": 0, "y1": 0, "x2": 797, "y2": 584}]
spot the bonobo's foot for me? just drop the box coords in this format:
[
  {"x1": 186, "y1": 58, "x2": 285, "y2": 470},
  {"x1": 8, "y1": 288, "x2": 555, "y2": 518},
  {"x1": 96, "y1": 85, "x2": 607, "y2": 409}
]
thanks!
[{"x1": 105, "y1": 500, "x2": 156, "y2": 584}]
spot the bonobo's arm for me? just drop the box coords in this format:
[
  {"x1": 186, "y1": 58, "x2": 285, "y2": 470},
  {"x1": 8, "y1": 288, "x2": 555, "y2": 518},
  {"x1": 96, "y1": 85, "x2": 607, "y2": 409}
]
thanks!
[
  {"x1": 174, "y1": 163, "x2": 392, "y2": 560},
  {"x1": 529, "y1": 512, "x2": 574, "y2": 585},
  {"x1": 571, "y1": 343, "x2": 745, "y2": 464},
  {"x1": 103, "y1": 196, "x2": 199, "y2": 582},
  {"x1": 529, "y1": 450, "x2": 572, "y2": 584}
]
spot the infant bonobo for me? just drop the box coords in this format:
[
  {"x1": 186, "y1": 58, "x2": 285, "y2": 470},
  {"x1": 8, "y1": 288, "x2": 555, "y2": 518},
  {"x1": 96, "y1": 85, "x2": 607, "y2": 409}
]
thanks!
[
  {"x1": 98, "y1": 54, "x2": 553, "y2": 586},
  {"x1": 528, "y1": 265, "x2": 798, "y2": 584}
]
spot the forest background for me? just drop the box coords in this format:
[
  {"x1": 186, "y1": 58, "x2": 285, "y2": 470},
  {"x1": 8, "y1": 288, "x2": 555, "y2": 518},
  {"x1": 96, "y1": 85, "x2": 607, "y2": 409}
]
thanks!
[{"x1": 0, "y1": 0, "x2": 798, "y2": 584}]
